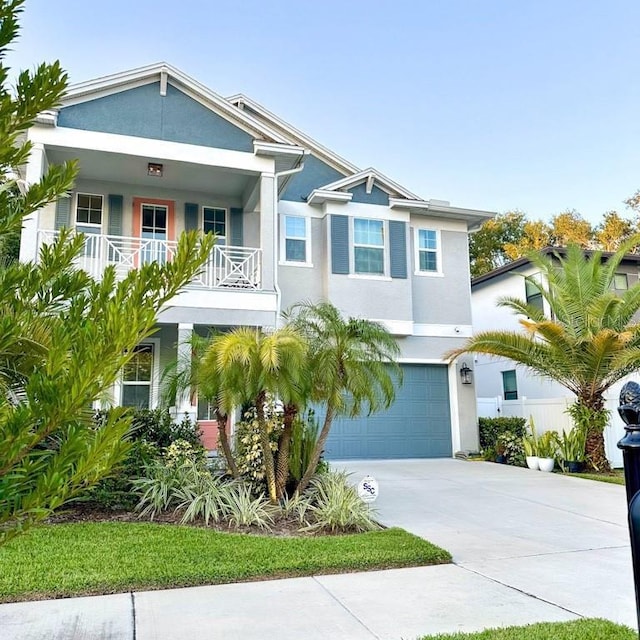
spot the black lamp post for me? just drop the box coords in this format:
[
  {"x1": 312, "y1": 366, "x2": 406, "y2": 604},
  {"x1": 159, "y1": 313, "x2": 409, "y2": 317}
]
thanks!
[{"x1": 617, "y1": 381, "x2": 640, "y2": 636}]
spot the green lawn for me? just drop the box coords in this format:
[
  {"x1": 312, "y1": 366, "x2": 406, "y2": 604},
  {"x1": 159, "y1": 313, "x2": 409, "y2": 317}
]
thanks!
[
  {"x1": 567, "y1": 470, "x2": 625, "y2": 485},
  {"x1": 419, "y1": 618, "x2": 635, "y2": 639},
  {"x1": 0, "y1": 522, "x2": 450, "y2": 601}
]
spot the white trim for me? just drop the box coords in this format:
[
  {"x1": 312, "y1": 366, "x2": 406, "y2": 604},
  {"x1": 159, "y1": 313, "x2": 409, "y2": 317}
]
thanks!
[
  {"x1": 170, "y1": 289, "x2": 278, "y2": 312},
  {"x1": 352, "y1": 217, "x2": 388, "y2": 277},
  {"x1": 113, "y1": 338, "x2": 161, "y2": 410},
  {"x1": 227, "y1": 93, "x2": 359, "y2": 176},
  {"x1": 397, "y1": 357, "x2": 448, "y2": 364},
  {"x1": 369, "y1": 319, "x2": 413, "y2": 336},
  {"x1": 447, "y1": 362, "x2": 462, "y2": 454},
  {"x1": 318, "y1": 167, "x2": 420, "y2": 201},
  {"x1": 59, "y1": 63, "x2": 290, "y2": 145},
  {"x1": 413, "y1": 323, "x2": 473, "y2": 338},
  {"x1": 391, "y1": 197, "x2": 495, "y2": 227},
  {"x1": 31, "y1": 126, "x2": 275, "y2": 174},
  {"x1": 254, "y1": 141, "x2": 306, "y2": 157},
  {"x1": 74, "y1": 191, "x2": 104, "y2": 230},
  {"x1": 202, "y1": 205, "x2": 228, "y2": 244},
  {"x1": 307, "y1": 189, "x2": 353, "y2": 205},
  {"x1": 279, "y1": 213, "x2": 312, "y2": 266},
  {"x1": 414, "y1": 227, "x2": 443, "y2": 276}
]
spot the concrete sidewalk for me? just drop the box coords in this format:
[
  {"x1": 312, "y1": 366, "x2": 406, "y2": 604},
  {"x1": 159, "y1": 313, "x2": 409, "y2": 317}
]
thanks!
[{"x1": 0, "y1": 459, "x2": 636, "y2": 639}]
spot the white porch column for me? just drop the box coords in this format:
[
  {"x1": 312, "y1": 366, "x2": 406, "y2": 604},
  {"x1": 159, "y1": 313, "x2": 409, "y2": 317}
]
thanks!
[
  {"x1": 19, "y1": 142, "x2": 46, "y2": 263},
  {"x1": 259, "y1": 172, "x2": 276, "y2": 292},
  {"x1": 176, "y1": 323, "x2": 197, "y2": 422}
]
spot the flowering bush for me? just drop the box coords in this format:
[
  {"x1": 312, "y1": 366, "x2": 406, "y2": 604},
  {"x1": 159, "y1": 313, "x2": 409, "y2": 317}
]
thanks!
[{"x1": 164, "y1": 439, "x2": 206, "y2": 468}]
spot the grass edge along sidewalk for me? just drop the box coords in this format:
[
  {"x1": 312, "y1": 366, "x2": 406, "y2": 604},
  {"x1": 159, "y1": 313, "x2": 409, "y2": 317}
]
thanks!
[
  {"x1": 419, "y1": 618, "x2": 635, "y2": 639},
  {"x1": 0, "y1": 522, "x2": 450, "y2": 601}
]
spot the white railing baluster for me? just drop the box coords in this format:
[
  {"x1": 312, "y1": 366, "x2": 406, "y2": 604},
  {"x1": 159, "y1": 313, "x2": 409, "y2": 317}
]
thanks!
[{"x1": 35, "y1": 230, "x2": 262, "y2": 291}]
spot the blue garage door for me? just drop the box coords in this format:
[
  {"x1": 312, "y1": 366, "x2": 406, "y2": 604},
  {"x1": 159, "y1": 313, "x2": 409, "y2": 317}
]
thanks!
[{"x1": 324, "y1": 364, "x2": 452, "y2": 460}]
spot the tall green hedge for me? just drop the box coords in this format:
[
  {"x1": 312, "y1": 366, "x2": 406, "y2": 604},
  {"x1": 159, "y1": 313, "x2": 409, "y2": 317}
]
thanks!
[{"x1": 479, "y1": 416, "x2": 527, "y2": 450}]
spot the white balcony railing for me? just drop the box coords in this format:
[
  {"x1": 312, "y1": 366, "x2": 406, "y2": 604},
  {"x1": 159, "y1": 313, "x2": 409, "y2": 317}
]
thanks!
[{"x1": 36, "y1": 230, "x2": 262, "y2": 291}]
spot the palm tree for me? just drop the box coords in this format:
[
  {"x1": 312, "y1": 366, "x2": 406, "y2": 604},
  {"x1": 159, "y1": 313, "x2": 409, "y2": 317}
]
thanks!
[
  {"x1": 448, "y1": 241, "x2": 640, "y2": 471},
  {"x1": 286, "y1": 302, "x2": 401, "y2": 495},
  {"x1": 202, "y1": 326, "x2": 307, "y2": 503}
]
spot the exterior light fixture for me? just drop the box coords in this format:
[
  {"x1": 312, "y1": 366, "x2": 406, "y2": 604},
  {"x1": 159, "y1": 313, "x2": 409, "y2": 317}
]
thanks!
[
  {"x1": 147, "y1": 162, "x2": 163, "y2": 177},
  {"x1": 459, "y1": 362, "x2": 473, "y2": 385}
]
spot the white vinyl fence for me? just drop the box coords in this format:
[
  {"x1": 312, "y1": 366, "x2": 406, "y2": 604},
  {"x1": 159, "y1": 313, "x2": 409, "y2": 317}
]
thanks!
[{"x1": 477, "y1": 395, "x2": 626, "y2": 468}]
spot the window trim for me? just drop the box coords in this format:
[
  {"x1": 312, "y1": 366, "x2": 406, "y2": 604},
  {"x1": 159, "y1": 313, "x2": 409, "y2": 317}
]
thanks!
[
  {"x1": 351, "y1": 217, "x2": 387, "y2": 277},
  {"x1": 202, "y1": 205, "x2": 228, "y2": 245},
  {"x1": 113, "y1": 338, "x2": 161, "y2": 410},
  {"x1": 525, "y1": 272, "x2": 544, "y2": 312},
  {"x1": 502, "y1": 369, "x2": 518, "y2": 401},
  {"x1": 613, "y1": 273, "x2": 629, "y2": 291},
  {"x1": 413, "y1": 227, "x2": 443, "y2": 277},
  {"x1": 279, "y1": 214, "x2": 312, "y2": 266},
  {"x1": 75, "y1": 192, "x2": 104, "y2": 230}
]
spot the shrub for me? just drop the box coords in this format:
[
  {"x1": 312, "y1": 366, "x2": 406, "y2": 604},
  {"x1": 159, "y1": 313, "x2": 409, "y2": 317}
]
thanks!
[
  {"x1": 479, "y1": 417, "x2": 527, "y2": 450},
  {"x1": 223, "y1": 483, "x2": 275, "y2": 529},
  {"x1": 234, "y1": 404, "x2": 282, "y2": 494},
  {"x1": 288, "y1": 410, "x2": 328, "y2": 484},
  {"x1": 498, "y1": 431, "x2": 526, "y2": 467},
  {"x1": 303, "y1": 470, "x2": 381, "y2": 533}
]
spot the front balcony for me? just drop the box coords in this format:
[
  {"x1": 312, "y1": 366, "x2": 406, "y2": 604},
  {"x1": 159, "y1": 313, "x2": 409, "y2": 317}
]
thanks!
[{"x1": 37, "y1": 229, "x2": 263, "y2": 291}]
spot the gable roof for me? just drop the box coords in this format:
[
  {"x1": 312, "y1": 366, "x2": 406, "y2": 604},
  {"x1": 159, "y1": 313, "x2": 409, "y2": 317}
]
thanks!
[
  {"x1": 226, "y1": 93, "x2": 358, "y2": 177},
  {"x1": 313, "y1": 167, "x2": 421, "y2": 200},
  {"x1": 471, "y1": 246, "x2": 640, "y2": 288},
  {"x1": 58, "y1": 62, "x2": 291, "y2": 146}
]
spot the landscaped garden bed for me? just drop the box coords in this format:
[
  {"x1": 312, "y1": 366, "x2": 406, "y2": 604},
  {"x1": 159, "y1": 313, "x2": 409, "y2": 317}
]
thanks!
[
  {"x1": 419, "y1": 618, "x2": 635, "y2": 639},
  {"x1": 0, "y1": 522, "x2": 449, "y2": 602}
]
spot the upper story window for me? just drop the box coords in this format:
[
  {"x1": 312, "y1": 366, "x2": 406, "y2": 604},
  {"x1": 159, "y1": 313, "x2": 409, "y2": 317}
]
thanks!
[
  {"x1": 76, "y1": 193, "x2": 103, "y2": 228},
  {"x1": 353, "y1": 218, "x2": 384, "y2": 275},
  {"x1": 203, "y1": 207, "x2": 226, "y2": 244},
  {"x1": 417, "y1": 229, "x2": 438, "y2": 273},
  {"x1": 525, "y1": 274, "x2": 544, "y2": 311},
  {"x1": 282, "y1": 215, "x2": 310, "y2": 264},
  {"x1": 613, "y1": 273, "x2": 628, "y2": 291}
]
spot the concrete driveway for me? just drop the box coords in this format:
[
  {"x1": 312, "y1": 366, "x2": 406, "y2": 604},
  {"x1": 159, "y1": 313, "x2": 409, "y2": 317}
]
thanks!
[
  {"x1": 1, "y1": 459, "x2": 636, "y2": 639},
  {"x1": 342, "y1": 459, "x2": 636, "y2": 627}
]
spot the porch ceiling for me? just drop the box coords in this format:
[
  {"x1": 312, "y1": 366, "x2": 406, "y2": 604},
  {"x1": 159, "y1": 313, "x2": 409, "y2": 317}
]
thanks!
[{"x1": 46, "y1": 146, "x2": 256, "y2": 197}]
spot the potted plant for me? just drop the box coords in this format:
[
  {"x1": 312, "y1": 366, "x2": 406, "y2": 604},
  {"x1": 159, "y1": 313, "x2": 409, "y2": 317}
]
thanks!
[
  {"x1": 522, "y1": 417, "x2": 539, "y2": 470},
  {"x1": 536, "y1": 430, "x2": 558, "y2": 472},
  {"x1": 556, "y1": 426, "x2": 587, "y2": 473}
]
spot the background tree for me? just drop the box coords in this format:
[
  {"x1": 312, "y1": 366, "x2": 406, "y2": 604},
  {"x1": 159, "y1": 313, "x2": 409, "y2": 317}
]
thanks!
[
  {"x1": 549, "y1": 210, "x2": 593, "y2": 248},
  {"x1": 287, "y1": 302, "x2": 401, "y2": 495},
  {"x1": 469, "y1": 211, "x2": 525, "y2": 278},
  {"x1": 448, "y1": 241, "x2": 640, "y2": 471},
  {"x1": 595, "y1": 211, "x2": 635, "y2": 252},
  {"x1": 0, "y1": 0, "x2": 214, "y2": 545},
  {"x1": 504, "y1": 219, "x2": 552, "y2": 260}
]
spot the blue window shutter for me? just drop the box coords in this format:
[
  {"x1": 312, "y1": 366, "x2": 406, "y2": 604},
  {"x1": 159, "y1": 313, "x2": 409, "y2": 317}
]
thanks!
[
  {"x1": 184, "y1": 202, "x2": 199, "y2": 232},
  {"x1": 331, "y1": 215, "x2": 349, "y2": 274},
  {"x1": 230, "y1": 207, "x2": 243, "y2": 246},
  {"x1": 108, "y1": 195, "x2": 123, "y2": 236},
  {"x1": 389, "y1": 220, "x2": 407, "y2": 279},
  {"x1": 54, "y1": 195, "x2": 71, "y2": 229}
]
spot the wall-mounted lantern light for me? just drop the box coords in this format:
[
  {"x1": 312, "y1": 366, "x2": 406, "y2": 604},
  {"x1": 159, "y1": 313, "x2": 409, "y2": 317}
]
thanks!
[
  {"x1": 147, "y1": 162, "x2": 163, "y2": 177},
  {"x1": 460, "y1": 362, "x2": 473, "y2": 385}
]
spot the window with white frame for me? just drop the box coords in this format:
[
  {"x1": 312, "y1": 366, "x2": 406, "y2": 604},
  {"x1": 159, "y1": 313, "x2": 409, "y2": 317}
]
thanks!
[
  {"x1": 282, "y1": 215, "x2": 310, "y2": 263},
  {"x1": 121, "y1": 344, "x2": 154, "y2": 409},
  {"x1": 613, "y1": 273, "x2": 629, "y2": 291},
  {"x1": 203, "y1": 207, "x2": 227, "y2": 244},
  {"x1": 76, "y1": 193, "x2": 103, "y2": 228},
  {"x1": 417, "y1": 229, "x2": 438, "y2": 272},
  {"x1": 353, "y1": 218, "x2": 384, "y2": 275}
]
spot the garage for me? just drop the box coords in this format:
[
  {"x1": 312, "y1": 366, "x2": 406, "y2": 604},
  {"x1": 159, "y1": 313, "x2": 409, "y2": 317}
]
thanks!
[{"x1": 323, "y1": 364, "x2": 452, "y2": 460}]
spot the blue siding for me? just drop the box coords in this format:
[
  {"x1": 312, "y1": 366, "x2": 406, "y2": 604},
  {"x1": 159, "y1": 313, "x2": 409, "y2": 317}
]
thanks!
[
  {"x1": 349, "y1": 182, "x2": 389, "y2": 205},
  {"x1": 58, "y1": 82, "x2": 255, "y2": 152},
  {"x1": 324, "y1": 364, "x2": 452, "y2": 459},
  {"x1": 281, "y1": 154, "x2": 346, "y2": 202}
]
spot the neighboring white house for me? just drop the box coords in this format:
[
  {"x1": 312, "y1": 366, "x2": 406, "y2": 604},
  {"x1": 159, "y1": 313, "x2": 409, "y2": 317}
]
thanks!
[
  {"x1": 471, "y1": 248, "x2": 640, "y2": 467},
  {"x1": 20, "y1": 63, "x2": 496, "y2": 460}
]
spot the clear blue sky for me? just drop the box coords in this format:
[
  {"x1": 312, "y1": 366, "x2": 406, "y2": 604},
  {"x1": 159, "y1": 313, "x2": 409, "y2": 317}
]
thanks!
[{"x1": 10, "y1": 0, "x2": 640, "y2": 223}]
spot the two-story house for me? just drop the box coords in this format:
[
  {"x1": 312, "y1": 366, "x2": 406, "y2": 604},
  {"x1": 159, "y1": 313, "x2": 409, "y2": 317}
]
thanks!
[
  {"x1": 472, "y1": 248, "x2": 640, "y2": 466},
  {"x1": 20, "y1": 63, "x2": 494, "y2": 460}
]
